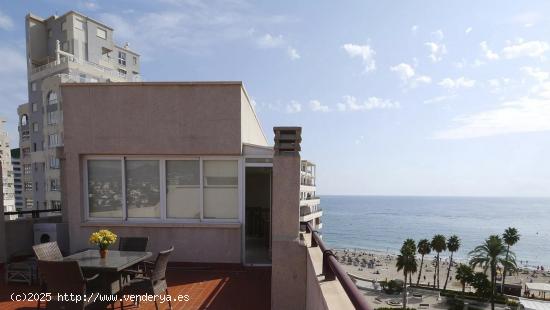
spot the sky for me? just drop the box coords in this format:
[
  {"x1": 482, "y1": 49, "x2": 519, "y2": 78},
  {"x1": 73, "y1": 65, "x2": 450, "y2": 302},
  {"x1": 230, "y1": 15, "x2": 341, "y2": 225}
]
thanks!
[{"x1": 1, "y1": 1, "x2": 549, "y2": 197}]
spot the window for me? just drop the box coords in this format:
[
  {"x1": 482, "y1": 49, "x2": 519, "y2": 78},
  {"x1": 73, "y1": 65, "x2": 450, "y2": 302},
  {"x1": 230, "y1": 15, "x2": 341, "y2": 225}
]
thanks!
[
  {"x1": 133, "y1": 56, "x2": 137, "y2": 65},
  {"x1": 24, "y1": 182, "x2": 33, "y2": 191},
  {"x1": 96, "y1": 28, "x2": 106, "y2": 39},
  {"x1": 203, "y1": 160, "x2": 239, "y2": 219},
  {"x1": 24, "y1": 164, "x2": 32, "y2": 175},
  {"x1": 126, "y1": 160, "x2": 160, "y2": 218},
  {"x1": 47, "y1": 111, "x2": 58, "y2": 125},
  {"x1": 61, "y1": 41, "x2": 69, "y2": 52},
  {"x1": 50, "y1": 179, "x2": 60, "y2": 191},
  {"x1": 118, "y1": 68, "x2": 127, "y2": 76},
  {"x1": 51, "y1": 200, "x2": 61, "y2": 209},
  {"x1": 31, "y1": 82, "x2": 37, "y2": 91},
  {"x1": 48, "y1": 91, "x2": 58, "y2": 105},
  {"x1": 166, "y1": 160, "x2": 200, "y2": 219},
  {"x1": 33, "y1": 123, "x2": 38, "y2": 132},
  {"x1": 79, "y1": 74, "x2": 87, "y2": 82},
  {"x1": 32, "y1": 103, "x2": 38, "y2": 112},
  {"x1": 25, "y1": 199, "x2": 33, "y2": 208},
  {"x1": 22, "y1": 147, "x2": 30, "y2": 156},
  {"x1": 87, "y1": 160, "x2": 123, "y2": 218},
  {"x1": 48, "y1": 134, "x2": 60, "y2": 147},
  {"x1": 21, "y1": 114, "x2": 28, "y2": 126},
  {"x1": 118, "y1": 51, "x2": 126, "y2": 66},
  {"x1": 85, "y1": 158, "x2": 241, "y2": 222},
  {"x1": 74, "y1": 19, "x2": 84, "y2": 30},
  {"x1": 50, "y1": 157, "x2": 60, "y2": 169}
]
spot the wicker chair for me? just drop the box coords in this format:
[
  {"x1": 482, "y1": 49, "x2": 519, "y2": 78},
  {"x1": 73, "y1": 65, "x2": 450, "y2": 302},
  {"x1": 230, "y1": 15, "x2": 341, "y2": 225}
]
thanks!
[
  {"x1": 32, "y1": 241, "x2": 63, "y2": 261},
  {"x1": 118, "y1": 236, "x2": 149, "y2": 252},
  {"x1": 32, "y1": 242, "x2": 64, "y2": 309},
  {"x1": 121, "y1": 246, "x2": 174, "y2": 310},
  {"x1": 37, "y1": 260, "x2": 100, "y2": 310}
]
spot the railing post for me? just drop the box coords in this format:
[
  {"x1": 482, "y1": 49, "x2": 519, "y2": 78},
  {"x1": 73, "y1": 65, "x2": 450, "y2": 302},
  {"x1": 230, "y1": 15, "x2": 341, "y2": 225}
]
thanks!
[{"x1": 323, "y1": 250, "x2": 336, "y2": 281}]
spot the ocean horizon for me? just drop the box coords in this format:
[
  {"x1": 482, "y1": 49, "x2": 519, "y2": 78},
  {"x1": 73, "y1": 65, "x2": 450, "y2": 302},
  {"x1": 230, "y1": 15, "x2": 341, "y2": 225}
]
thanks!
[{"x1": 320, "y1": 195, "x2": 550, "y2": 267}]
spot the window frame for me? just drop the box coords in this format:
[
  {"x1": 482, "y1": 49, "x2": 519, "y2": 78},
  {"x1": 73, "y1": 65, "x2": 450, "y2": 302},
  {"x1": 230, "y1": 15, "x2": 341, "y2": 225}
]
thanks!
[
  {"x1": 83, "y1": 155, "x2": 242, "y2": 224},
  {"x1": 96, "y1": 27, "x2": 107, "y2": 39}
]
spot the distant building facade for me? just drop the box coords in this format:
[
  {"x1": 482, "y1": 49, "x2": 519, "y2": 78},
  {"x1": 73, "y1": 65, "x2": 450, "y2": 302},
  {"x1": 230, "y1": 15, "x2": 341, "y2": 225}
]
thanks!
[
  {"x1": 10, "y1": 148, "x2": 23, "y2": 212},
  {"x1": 300, "y1": 160, "x2": 322, "y2": 229},
  {"x1": 17, "y1": 11, "x2": 140, "y2": 212},
  {"x1": 1, "y1": 119, "x2": 15, "y2": 219}
]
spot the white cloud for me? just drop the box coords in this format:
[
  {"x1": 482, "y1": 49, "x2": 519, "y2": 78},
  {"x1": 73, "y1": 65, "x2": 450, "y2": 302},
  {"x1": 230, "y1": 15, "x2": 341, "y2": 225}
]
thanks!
[
  {"x1": 309, "y1": 100, "x2": 330, "y2": 112},
  {"x1": 423, "y1": 95, "x2": 456, "y2": 104},
  {"x1": 438, "y1": 77, "x2": 476, "y2": 90},
  {"x1": 257, "y1": 33, "x2": 285, "y2": 48},
  {"x1": 342, "y1": 43, "x2": 376, "y2": 72},
  {"x1": 285, "y1": 101, "x2": 302, "y2": 113},
  {"x1": 434, "y1": 96, "x2": 550, "y2": 139},
  {"x1": 521, "y1": 66, "x2": 549, "y2": 82},
  {"x1": 337, "y1": 95, "x2": 400, "y2": 111},
  {"x1": 411, "y1": 25, "x2": 418, "y2": 34},
  {"x1": 501, "y1": 40, "x2": 549, "y2": 59},
  {"x1": 431, "y1": 29, "x2": 444, "y2": 40},
  {"x1": 511, "y1": 12, "x2": 542, "y2": 26},
  {"x1": 486, "y1": 78, "x2": 512, "y2": 94},
  {"x1": 355, "y1": 135, "x2": 365, "y2": 145},
  {"x1": 0, "y1": 10, "x2": 13, "y2": 30},
  {"x1": 480, "y1": 41, "x2": 499, "y2": 60},
  {"x1": 465, "y1": 27, "x2": 473, "y2": 34},
  {"x1": 390, "y1": 63, "x2": 431, "y2": 88},
  {"x1": 287, "y1": 47, "x2": 300, "y2": 60},
  {"x1": 424, "y1": 41, "x2": 447, "y2": 62}
]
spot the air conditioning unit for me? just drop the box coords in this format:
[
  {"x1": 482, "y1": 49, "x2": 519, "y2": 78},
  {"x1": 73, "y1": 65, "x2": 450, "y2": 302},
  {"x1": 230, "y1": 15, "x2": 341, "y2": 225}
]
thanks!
[{"x1": 33, "y1": 223, "x2": 69, "y2": 254}]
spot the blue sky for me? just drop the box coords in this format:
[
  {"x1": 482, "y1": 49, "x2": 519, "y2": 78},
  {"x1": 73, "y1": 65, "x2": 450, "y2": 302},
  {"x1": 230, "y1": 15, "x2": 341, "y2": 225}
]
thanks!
[{"x1": 1, "y1": 1, "x2": 550, "y2": 197}]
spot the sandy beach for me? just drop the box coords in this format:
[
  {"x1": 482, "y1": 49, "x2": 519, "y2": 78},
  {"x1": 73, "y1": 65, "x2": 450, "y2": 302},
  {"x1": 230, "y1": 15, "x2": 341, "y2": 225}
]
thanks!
[{"x1": 334, "y1": 248, "x2": 550, "y2": 293}]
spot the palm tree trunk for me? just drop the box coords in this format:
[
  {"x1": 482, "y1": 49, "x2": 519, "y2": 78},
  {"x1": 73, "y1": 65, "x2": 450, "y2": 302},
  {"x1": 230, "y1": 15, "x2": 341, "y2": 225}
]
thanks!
[
  {"x1": 443, "y1": 252, "x2": 454, "y2": 290},
  {"x1": 436, "y1": 254, "x2": 440, "y2": 289},
  {"x1": 403, "y1": 272, "x2": 408, "y2": 310},
  {"x1": 502, "y1": 245, "x2": 510, "y2": 291},
  {"x1": 491, "y1": 265, "x2": 496, "y2": 310},
  {"x1": 416, "y1": 255, "x2": 424, "y2": 285}
]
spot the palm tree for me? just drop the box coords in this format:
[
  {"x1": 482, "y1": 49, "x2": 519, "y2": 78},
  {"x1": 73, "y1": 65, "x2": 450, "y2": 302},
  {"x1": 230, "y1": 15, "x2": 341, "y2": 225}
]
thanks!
[
  {"x1": 431, "y1": 234, "x2": 447, "y2": 289},
  {"x1": 502, "y1": 227, "x2": 520, "y2": 290},
  {"x1": 469, "y1": 235, "x2": 517, "y2": 310},
  {"x1": 443, "y1": 235, "x2": 461, "y2": 290},
  {"x1": 416, "y1": 239, "x2": 431, "y2": 285},
  {"x1": 455, "y1": 264, "x2": 473, "y2": 292},
  {"x1": 396, "y1": 239, "x2": 418, "y2": 310}
]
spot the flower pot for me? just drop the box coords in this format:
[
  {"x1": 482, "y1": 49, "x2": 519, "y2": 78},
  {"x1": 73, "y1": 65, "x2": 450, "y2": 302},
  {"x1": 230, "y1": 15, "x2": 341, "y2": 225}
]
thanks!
[{"x1": 100, "y1": 249, "x2": 107, "y2": 259}]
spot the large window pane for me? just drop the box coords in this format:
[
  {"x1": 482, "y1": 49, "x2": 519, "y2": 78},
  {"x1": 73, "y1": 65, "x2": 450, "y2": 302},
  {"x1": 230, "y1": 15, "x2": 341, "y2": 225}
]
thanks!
[
  {"x1": 203, "y1": 160, "x2": 239, "y2": 219},
  {"x1": 166, "y1": 160, "x2": 200, "y2": 219},
  {"x1": 126, "y1": 160, "x2": 160, "y2": 218},
  {"x1": 88, "y1": 160, "x2": 122, "y2": 218}
]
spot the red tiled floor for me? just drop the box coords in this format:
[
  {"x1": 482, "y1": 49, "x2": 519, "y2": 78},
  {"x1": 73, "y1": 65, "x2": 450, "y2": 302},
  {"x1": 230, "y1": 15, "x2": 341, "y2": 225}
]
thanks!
[{"x1": 0, "y1": 265, "x2": 271, "y2": 310}]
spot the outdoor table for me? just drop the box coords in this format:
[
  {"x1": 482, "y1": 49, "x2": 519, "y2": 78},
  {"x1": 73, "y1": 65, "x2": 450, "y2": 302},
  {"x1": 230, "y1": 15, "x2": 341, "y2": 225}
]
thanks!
[{"x1": 64, "y1": 250, "x2": 153, "y2": 295}]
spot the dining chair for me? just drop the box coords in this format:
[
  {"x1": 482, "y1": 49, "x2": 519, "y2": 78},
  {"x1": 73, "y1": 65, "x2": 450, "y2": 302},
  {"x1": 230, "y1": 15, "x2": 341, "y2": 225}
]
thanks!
[
  {"x1": 121, "y1": 246, "x2": 174, "y2": 310},
  {"x1": 118, "y1": 237, "x2": 149, "y2": 252},
  {"x1": 32, "y1": 241, "x2": 63, "y2": 261},
  {"x1": 32, "y1": 241, "x2": 64, "y2": 309},
  {"x1": 37, "y1": 260, "x2": 100, "y2": 310}
]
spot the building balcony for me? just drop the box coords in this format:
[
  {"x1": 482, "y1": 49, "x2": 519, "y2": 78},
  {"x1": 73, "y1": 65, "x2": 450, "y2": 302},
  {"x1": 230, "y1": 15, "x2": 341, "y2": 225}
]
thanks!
[
  {"x1": 300, "y1": 197, "x2": 320, "y2": 207},
  {"x1": 30, "y1": 56, "x2": 131, "y2": 82},
  {"x1": 299, "y1": 209, "x2": 323, "y2": 222}
]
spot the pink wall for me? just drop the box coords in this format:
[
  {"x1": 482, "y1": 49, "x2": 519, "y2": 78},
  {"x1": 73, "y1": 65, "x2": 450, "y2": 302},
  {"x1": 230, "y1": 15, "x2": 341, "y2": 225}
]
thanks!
[{"x1": 61, "y1": 83, "x2": 247, "y2": 263}]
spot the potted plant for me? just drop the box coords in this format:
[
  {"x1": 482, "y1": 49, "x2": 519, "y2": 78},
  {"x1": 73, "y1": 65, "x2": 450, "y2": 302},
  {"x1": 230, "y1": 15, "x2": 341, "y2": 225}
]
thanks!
[{"x1": 89, "y1": 229, "x2": 117, "y2": 258}]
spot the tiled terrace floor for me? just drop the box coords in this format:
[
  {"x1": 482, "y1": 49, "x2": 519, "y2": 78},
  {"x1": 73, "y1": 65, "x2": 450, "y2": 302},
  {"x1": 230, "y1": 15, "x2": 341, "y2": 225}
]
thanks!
[{"x1": 0, "y1": 264, "x2": 271, "y2": 310}]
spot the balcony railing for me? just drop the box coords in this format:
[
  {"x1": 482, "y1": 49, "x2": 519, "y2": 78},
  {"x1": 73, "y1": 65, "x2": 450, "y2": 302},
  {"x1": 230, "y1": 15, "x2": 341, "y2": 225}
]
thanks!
[
  {"x1": 302, "y1": 221, "x2": 371, "y2": 310},
  {"x1": 300, "y1": 208, "x2": 322, "y2": 217},
  {"x1": 4, "y1": 208, "x2": 62, "y2": 220}
]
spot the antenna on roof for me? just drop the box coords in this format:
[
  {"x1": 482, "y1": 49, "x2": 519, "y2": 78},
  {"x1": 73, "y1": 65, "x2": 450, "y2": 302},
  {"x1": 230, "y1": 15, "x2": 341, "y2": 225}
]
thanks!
[{"x1": 124, "y1": 42, "x2": 130, "y2": 49}]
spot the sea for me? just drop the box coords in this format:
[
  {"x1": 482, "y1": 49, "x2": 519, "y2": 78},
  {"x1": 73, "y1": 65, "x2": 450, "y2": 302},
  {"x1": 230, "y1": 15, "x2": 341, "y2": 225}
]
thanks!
[{"x1": 320, "y1": 195, "x2": 550, "y2": 268}]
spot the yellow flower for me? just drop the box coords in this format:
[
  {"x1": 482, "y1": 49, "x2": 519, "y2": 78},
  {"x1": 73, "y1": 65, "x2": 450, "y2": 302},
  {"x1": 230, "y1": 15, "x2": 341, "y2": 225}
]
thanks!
[{"x1": 89, "y1": 229, "x2": 117, "y2": 248}]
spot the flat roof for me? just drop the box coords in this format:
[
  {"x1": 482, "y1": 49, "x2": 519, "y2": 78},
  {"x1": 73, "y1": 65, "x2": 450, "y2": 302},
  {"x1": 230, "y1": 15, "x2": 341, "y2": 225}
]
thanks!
[{"x1": 60, "y1": 81, "x2": 244, "y2": 87}]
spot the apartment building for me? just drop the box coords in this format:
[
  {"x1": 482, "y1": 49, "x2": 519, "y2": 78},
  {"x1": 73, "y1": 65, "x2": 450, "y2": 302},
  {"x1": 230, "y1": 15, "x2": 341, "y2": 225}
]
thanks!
[
  {"x1": 10, "y1": 148, "x2": 23, "y2": 212},
  {"x1": 0, "y1": 119, "x2": 15, "y2": 220},
  {"x1": 300, "y1": 160, "x2": 322, "y2": 230},
  {"x1": 17, "y1": 11, "x2": 140, "y2": 213}
]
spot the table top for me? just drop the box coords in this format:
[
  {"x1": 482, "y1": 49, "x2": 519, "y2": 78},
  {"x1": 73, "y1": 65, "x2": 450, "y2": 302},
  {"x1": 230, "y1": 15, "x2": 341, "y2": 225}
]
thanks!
[{"x1": 64, "y1": 250, "x2": 153, "y2": 273}]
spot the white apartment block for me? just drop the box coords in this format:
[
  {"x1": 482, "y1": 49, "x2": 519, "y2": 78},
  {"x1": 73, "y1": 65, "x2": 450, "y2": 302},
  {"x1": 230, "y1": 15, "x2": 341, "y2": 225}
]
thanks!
[
  {"x1": 18, "y1": 11, "x2": 140, "y2": 212},
  {"x1": 300, "y1": 160, "x2": 322, "y2": 230},
  {"x1": 1, "y1": 118, "x2": 16, "y2": 220}
]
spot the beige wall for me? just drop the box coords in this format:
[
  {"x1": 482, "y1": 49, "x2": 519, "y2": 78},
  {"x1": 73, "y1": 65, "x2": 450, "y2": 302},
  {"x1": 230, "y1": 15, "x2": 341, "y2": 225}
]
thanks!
[
  {"x1": 61, "y1": 82, "x2": 256, "y2": 263},
  {"x1": 240, "y1": 88, "x2": 268, "y2": 147},
  {"x1": 271, "y1": 153, "x2": 308, "y2": 310}
]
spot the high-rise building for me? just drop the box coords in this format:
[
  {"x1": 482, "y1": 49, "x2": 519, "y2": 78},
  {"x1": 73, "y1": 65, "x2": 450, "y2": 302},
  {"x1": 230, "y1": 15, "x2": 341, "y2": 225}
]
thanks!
[
  {"x1": 17, "y1": 11, "x2": 140, "y2": 211},
  {"x1": 11, "y1": 148, "x2": 23, "y2": 213},
  {"x1": 1, "y1": 118, "x2": 16, "y2": 219}
]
